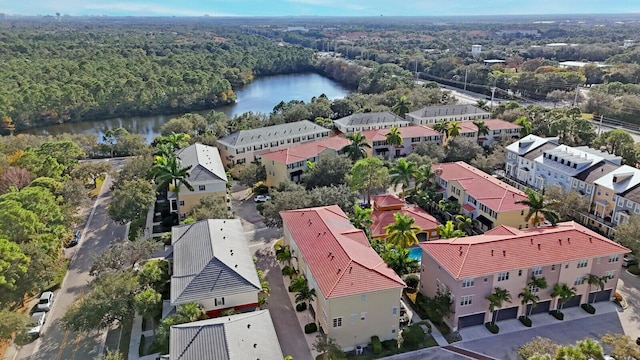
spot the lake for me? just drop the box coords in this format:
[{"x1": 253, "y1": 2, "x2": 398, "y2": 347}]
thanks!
[{"x1": 24, "y1": 73, "x2": 351, "y2": 142}]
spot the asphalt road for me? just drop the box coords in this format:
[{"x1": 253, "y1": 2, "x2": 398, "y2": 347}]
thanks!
[{"x1": 11, "y1": 175, "x2": 128, "y2": 360}]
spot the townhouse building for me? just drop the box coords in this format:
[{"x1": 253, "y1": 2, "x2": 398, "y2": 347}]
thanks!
[
  {"x1": 406, "y1": 105, "x2": 490, "y2": 126},
  {"x1": 170, "y1": 219, "x2": 261, "y2": 318},
  {"x1": 419, "y1": 222, "x2": 629, "y2": 331},
  {"x1": 505, "y1": 135, "x2": 559, "y2": 186},
  {"x1": 370, "y1": 194, "x2": 441, "y2": 241},
  {"x1": 260, "y1": 136, "x2": 351, "y2": 186},
  {"x1": 361, "y1": 126, "x2": 443, "y2": 159},
  {"x1": 216, "y1": 120, "x2": 330, "y2": 167},
  {"x1": 479, "y1": 119, "x2": 522, "y2": 147},
  {"x1": 434, "y1": 161, "x2": 530, "y2": 231},
  {"x1": 333, "y1": 111, "x2": 410, "y2": 134},
  {"x1": 172, "y1": 143, "x2": 229, "y2": 217},
  {"x1": 280, "y1": 205, "x2": 405, "y2": 351},
  {"x1": 592, "y1": 166, "x2": 640, "y2": 228}
]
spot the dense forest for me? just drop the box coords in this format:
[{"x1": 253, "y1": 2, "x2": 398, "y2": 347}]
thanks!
[{"x1": 0, "y1": 18, "x2": 315, "y2": 130}]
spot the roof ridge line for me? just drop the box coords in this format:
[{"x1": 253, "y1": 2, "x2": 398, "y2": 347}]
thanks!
[{"x1": 327, "y1": 259, "x2": 353, "y2": 297}]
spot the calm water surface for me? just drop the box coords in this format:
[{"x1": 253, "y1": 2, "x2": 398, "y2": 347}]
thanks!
[{"x1": 24, "y1": 73, "x2": 351, "y2": 142}]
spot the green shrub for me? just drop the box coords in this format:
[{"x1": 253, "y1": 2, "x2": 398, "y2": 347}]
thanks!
[
  {"x1": 256, "y1": 203, "x2": 265, "y2": 213},
  {"x1": 381, "y1": 339, "x2": 397, "y2": 351},
  {"x1": 484, "y1": 322, "x2": 499, "y2": 334},
  {"x1": 304, "y1": 323, "x2": 317, "y2": 334},
  {"x1": 282, "y1": 266, "x2": 296, "y2": 278},
  {"x1": 401, "y1": 325, "x2": 425, "y2": 350},
  {"x1": 518, "y1": 316, "x2": 532, "y2": 327},
  {"x1": 405, "y1": 274, "x2": 420, "y2": 290},
  {"x1": 581, "y1": 303, "x2": 596, "y2": 314},
  {"x1": 371, "y1": 336, "x2": 382, "y2": 354},
  {"x1": 549, "y1": 310, "x2": 564, "y2": 320},
  {"x1": 628, "y1": 264, "x2": 640, "y2": 275},
  {"x1": 253, "y1": 184, "x2": 269, "y2": 195},
  {"x1": 296, "y1": 302, "x2": 307, "y2": 312}
]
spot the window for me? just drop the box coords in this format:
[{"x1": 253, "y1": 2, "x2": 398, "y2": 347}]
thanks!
[
  {"x1": 350, "y1": 314, "x2": 356, "y2": 324},
  {"x1": 528, "y1": 285, "x2": 539, "y2": 293},
  {"x1": 332, "y1": 317, "x2": 343, "y2": 328},
  {"x1": 484, "y1": 277, "x2": 488, "y2": 282},
  {"x1": 214, "y1": 297, "x2": 225, "y2": 306},
  {"x1": 198, "y1": 185, "x2": 206, "y2": 191},
  {"x1": 531, "y1": 266, "x2": 543, "y2": 276},
  {"x1": 609, "y1": 255, "x2": 619, "y2": 263},
  {"x1": 574, "y1": 276, "x2": 586, "y2": 286},
  {"x1": 597, "y1": 189, "x2": 602, "y2": 196},
  {"x1": 179, "y1": 200, "x2": 185, "y2": 206},
  {"x1": 628, "y1": 200, "x2": 633, "y2": 208},
  {"x1": 497, "y1": 272, "x2": 509, "y2": 281},
  {"x1": 577, "y1": 259, "x2": 588, "y2": 268},
  {"x1": 462, "y1": 278, "x2": 475, "y2": 288},
  {"x1": 361, "y1": 294, "x2": 366, "y2": 302},
  {"x1": 392, "y1": 307, "x2": 398, "y2": 315},
  {"x1": 605, "y1": 270, "x2": 616, "y2": 279},
  {"x1": 392, "y1": 325, "x2": 397, "y2": 334},
  {"x1": 360, "y1": 312, "x2": 367, "y2": 321},
  {"x1": 518, "y1": 270, "x2": 523, "y2": 276},
  {"x1": 551, "y1": 264, "x2": 556, "y2": 271},
  {"x1": 460, "y1": 295, "x2": 473, "y2": 306}
]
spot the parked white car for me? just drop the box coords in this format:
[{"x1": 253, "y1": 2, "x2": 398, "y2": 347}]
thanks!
[
  {"x1": 254, "y1": 195, "x2": 271, "y2": 203},
  {"x1": 28, "y1": 312, "x2": 46, "y2": 337},
  {"x1": 37, "y1": 291, "x2": 54, "y2": 312}
]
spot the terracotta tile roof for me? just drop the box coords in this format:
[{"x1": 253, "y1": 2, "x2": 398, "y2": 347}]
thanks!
[
  {"x1": 458, "y1": 122, "x2": 478, "y2": 134},
  {"x1": 371, "y1": 206, "x2": 441, "y2": 237},
  {"x1": 280, "y1": 206, "x2": 405, "y2": 299},
  {"x1": 434, "y1": 161, "x2": 528, "y2": 212},
  {"x1": 461, "y1": 203, "x2": 476, "y2": 212},
  {"x1": 372, "y1": 194, "x2": 405, "y2": 208},
  {"x1": 419, "y1": 221, "x2": 630, "y2": 279},
  {"x1": 484, "y1": 119, "x2": 523, "y2": 130},
  {"x1": 261, "y1": 136, "x2": 351, "y2": 165},
  {"x1": 362, "y1": 126, "x2": 441, "y2": 142}
]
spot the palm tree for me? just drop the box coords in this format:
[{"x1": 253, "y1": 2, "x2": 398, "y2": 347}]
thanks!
[
  {"x1": 151, "y1": 154, "x2": 194, "y2": 222},
  {"x1": 295, "y1": 285, "x2": 317, "y2": 309},
  {"x1": 437, "y1": 220, "x2": 466, "y2": 239},
  {"x1": 349, "y1": 204, "x2": 373, "y2": 238},
  {"x1": 156, "y1": 132, "x2": 191, "y2": 152},
  {"x1": 514, "y1": 116, "x2": 533, "y2": 137},
  {"x1": 587, "y1": 274, "x2": 609, "y2": 305},
  {"x1": 384, "y1": 213, "x2": 422, "y2": 248},
  {"x1": 275, "y1": 244, "x2": 293, "y2": 267},
  {"x1": 515, "y1": 188, "x2": 560, "y2": 226},
  {"x1": 386, "y1": 126, "x2": 403, "y2": 148},
  {"x1": 551, "y1": 283, "x2": 577, "y2": 312},
  {"x1": 447, "y1": 121, "x2": 462, "y2": 138},
  {"x1": 575, "y1": 338, "x2": 605, "y2": 359},
  {"x1": 379, "y1": 244, "x2": 419, "y2": 275},
  {"x1": 414, "y1": 163, "x2": 435, "y2": 192},
  {"x1": 473, "y1": 120, "x2": 490, "y2": 137},
  {"x1": 487, "y1": 287, "x2": 512, "y2": 326},
  {"x1": 389, "y1": 158, "x2": 418, "y2": 200},
  {"x1": 290, "y1": 276, "x2": 308, "y2": 293},
  {"x1": 528, "y1": 275, "x2": 549, "y2": 293},
  {"x1": 341, "y1": 132, "x2": 371, "y2": 162},
  {"x1": 454, "y1": 215, "x2": 473, "y2": 235},
  {"x1": 433, "y1": 121, "x2": 448, "y2": 135},
  {"x1": 518, "y1": 288, "x2": 539, "y2": 319},
  {"x1": 392, "y1": 95, "x2": 411, "y2": 118}
]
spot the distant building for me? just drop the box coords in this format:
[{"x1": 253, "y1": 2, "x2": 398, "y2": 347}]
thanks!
[
  {"x1": 216, "y1": 120, "x2": 330, "y2": 167},
  {"x1": 370, "y1": 194, "x2": 441, "y2": 241},
  {"x1": 406, "y1": 105, "x2": 490, "y2": 126},
  {"x1": 558, "y1": 61, "x2": 610, "y2": 69},
  {"x1": 362, "y1": 125, "x2": 443, "y2": 159},
  {"x1": 471, "y1": 44, "x2": 482, "y2": 55},
  {"x1": 496, "y1": 29, "x2": 540, "y2": 37},
  {"x1": 483, "y1": 59, "x2": 506, "y2": 66},
  {"x1": 623, "y1": 40, "x2": 634, "y2": 48},
  {"x1": 333, "y1": 111, "x2": 410, "y2": 134}
]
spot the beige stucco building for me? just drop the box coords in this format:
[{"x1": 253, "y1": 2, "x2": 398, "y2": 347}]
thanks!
[
  {"x1": 419, "y1": 222, "x2": 629, "y2": 331},
  {"x1": 280, "y1": 206, "x2": 405, "y2": 351}
]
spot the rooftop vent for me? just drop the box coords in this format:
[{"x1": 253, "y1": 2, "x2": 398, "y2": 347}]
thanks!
[
  {"x1": 247, "y1": 324, "x2": 251, "y2": 329},
  {"x1": 503, "y1": 250, "x2": 506, "y2": 257},
  {"x1": 538, "y1": 243, "x2": 541, "y2": 250},
  {"x1": 337, "y1": 268, "x2": 341, "y2": 274}
]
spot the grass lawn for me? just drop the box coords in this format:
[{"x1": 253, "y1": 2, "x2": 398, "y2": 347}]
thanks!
[{"x1": 581, "y1": 113, "x2": 594, "y2": 120}]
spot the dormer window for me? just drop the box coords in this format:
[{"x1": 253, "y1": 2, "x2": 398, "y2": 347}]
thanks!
[{"x1": 561, "y1": 159, "x2": 565, "y2": 164}]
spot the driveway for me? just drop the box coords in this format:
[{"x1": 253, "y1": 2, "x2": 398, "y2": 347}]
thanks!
[
  {"x1": 6, "y1": 175, "x2": 129, "y2": 360},
  {"x1": 615, "y1": 269, "x2": 640, "y2": 338}
]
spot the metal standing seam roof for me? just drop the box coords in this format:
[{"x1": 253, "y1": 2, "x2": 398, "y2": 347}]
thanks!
[
  {"x1": 170, "y1": 219, "x2": 261, "y2": 306},
  {"x1": 217, "y1": 120, "x2": 327, "y2": 148},
  {"x1": 175, "y1": 143, "x2": 228, "y2": 183},
  {"x1": 280, "y1": 205, "x2": 405, "y2": 299},
  {"x1": 169, "y1": 310, "x2": 283, "y2": 360},
  {"x1": 593, "y1": 165, "x2": 640, "y2": 194},
  {"x1": 333, "y1": 111, "x2": 410, "y2": 128},
  {"x1": 505, "y1": 135, "x2": 559, "y2": 156},
  {"x1": 407, "y1": 104, "x2": 489, "y2": 119},
  {"x1": 419, "y1": 221, "x2": 630, "y2": 279}
]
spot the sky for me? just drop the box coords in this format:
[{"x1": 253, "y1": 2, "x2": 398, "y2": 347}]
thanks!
[{"x1": 2, "y1": 0, "x2": 640, "y2": 17}]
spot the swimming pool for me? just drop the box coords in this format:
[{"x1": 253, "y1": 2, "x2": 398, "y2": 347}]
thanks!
[{"x1": 408, "y1": 246, "x2": 422, "y2": 262}]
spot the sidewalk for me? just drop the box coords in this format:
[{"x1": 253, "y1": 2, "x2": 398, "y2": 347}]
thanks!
[
  {"x1": 400, "y1": 296, "x2": 448, "y2": 347},
  {"x1": 281, "y1": 275, "x2": 322, "y2": 359},
  {"x1": 458, "y1": 301, "x2": 618, "y2": 342},
  {"x1": 128, "y1": 315, "x2": 159, "y2": 360}
]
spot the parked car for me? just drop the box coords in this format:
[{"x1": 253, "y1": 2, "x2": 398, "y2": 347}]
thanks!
[
  {"x1": 623, "y1": 256, "x2": 638, "y2": 268},
  {"x1": 254, "y1": 195, "x2": 271, "y2": 203},
  {"x1": 37, "y1": 291, "x2": 54, "y2": 312},
  {"x1": 66, "y1": 230, "x2": 81, "y2": 248},
  {"x1": 28, "y1": 312, "x2": 46, "y2": 338}
]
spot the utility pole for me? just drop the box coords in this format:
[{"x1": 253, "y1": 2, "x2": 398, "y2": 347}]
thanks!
[
  {"x1": 490, "y1": 78, "x2": 497, "y2": 111},
  {"x1": 573, "y1": 85, "x2": 580, "y2": 106},
  {"x1": 415, "y1": 59, "x2": 419, "y2": 80},
  {"x1": 463, "y1": 68, "x2": 468, "y2": 91},
  {"x1": 598, "y1": 114, "x2": 604, "y2": 134}
]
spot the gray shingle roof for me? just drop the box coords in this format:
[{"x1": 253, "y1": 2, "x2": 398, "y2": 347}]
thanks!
[
  {"x1": 170, "y1": 219, "x2": 260, "y2": 306},
  {"x1": 574, "y1": 160, "x2": 621, "y2": 183},
  {"x1": 523, "y1": 142, "x2": 558, "y2": 161},
  {"x1": 217, "y1": 120, "x2": 326, "y2": 148},
  {"x1": 407, "y1": 104, "x2": 489, "y2": 119},
  {"x1": 334, "y1": 111, "x2": 409, "y2": 128},
  {"x1": 176, "y1": 143, "x2": 228, "y2": 183},
  {"x1": 170, "y1": 310, "x2": 283, "y2": 360}
]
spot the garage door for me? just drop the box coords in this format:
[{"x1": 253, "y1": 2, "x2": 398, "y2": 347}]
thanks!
[
  {"x1": 588, "y1": 289, "x2": 612, "y2": 303},
  {"x1": 495, "y1": 306, "x2": 519, "y2": 321},
  {"x1": 458, "y1": 313, "x2": 485, "y2": 329},
  {"x1": 562, "y1": 294, "x2": 582, "y2": 308},
  {"x1": 527, "y1": 300, "x2": 551, "y2": 315}
]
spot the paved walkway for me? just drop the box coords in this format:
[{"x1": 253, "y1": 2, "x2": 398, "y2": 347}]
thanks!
[
  {"x1": 458, "y1": 300, "x2": 618, "y2": 342},
  {"x1": 400, "y1": 296, "x2": 448, "y2": 347},
  {"x1": 128, "y1": 315, "x2": 159, "y2": 360}
]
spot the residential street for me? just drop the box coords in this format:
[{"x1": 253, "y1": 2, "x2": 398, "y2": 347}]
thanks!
[{"x1": 7, "y1": 175, "x2": 128, "y2": 360}]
